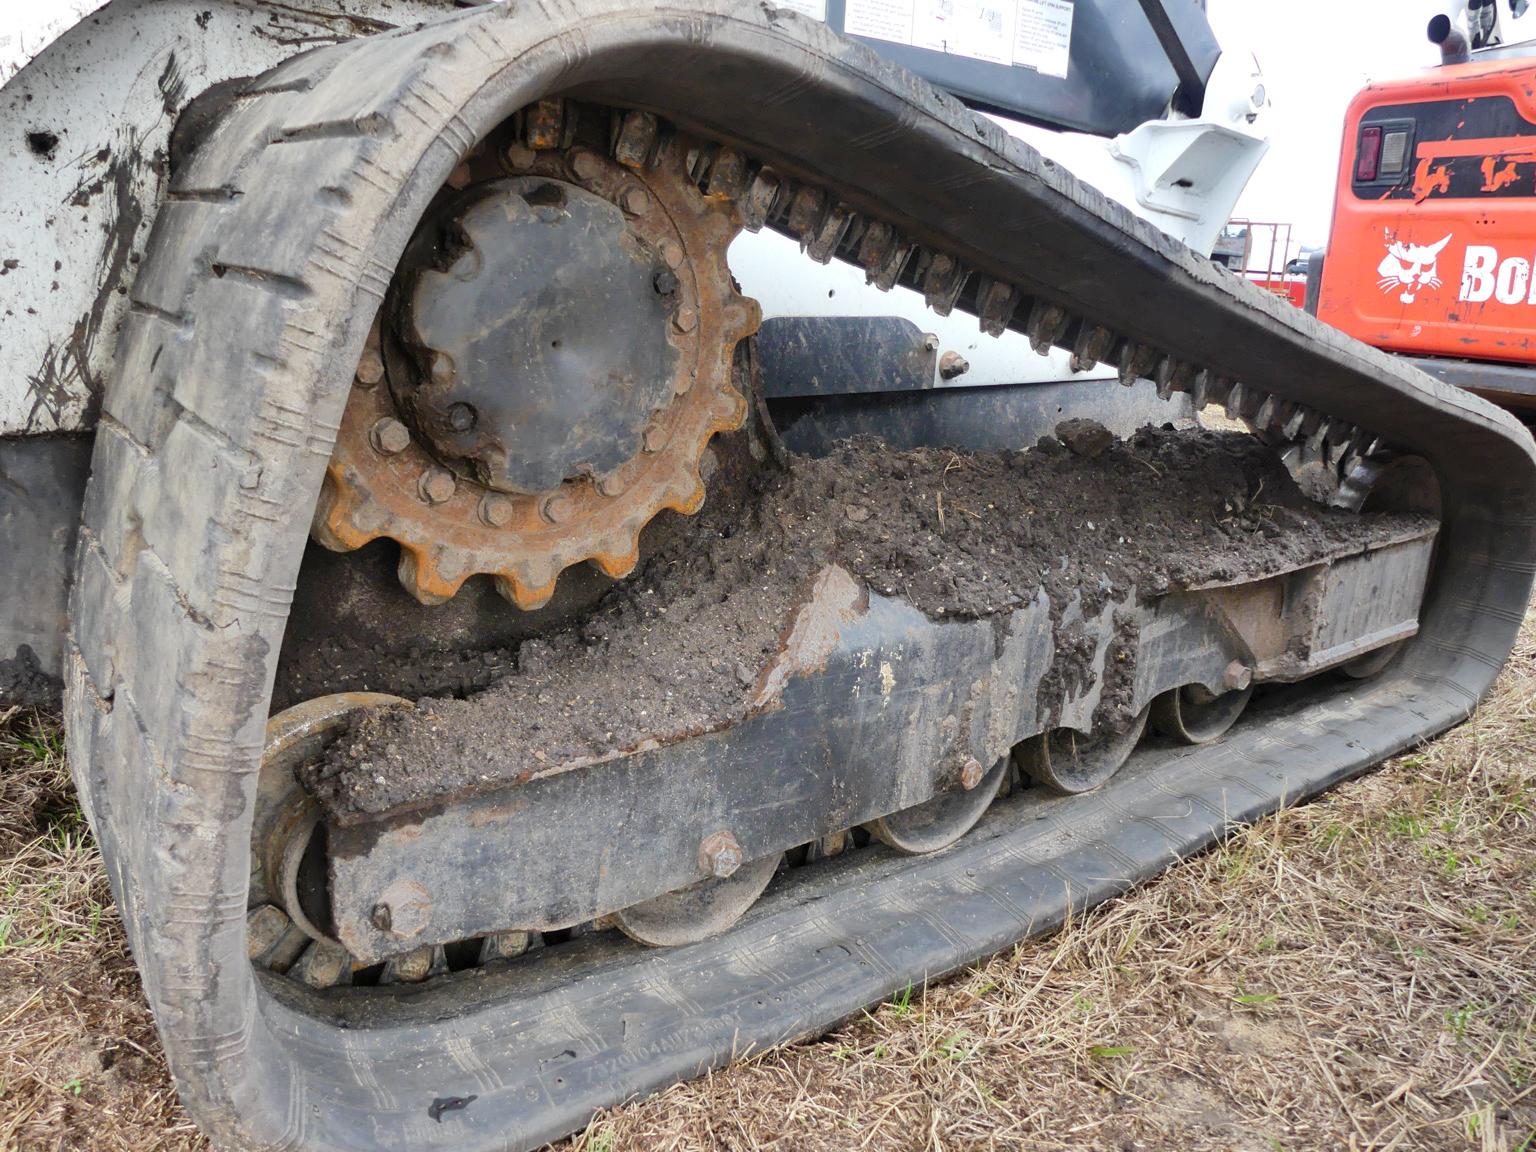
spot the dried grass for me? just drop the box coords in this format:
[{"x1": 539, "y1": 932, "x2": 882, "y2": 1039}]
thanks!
[{"x1": 3, "y1": 608, "x2": 1534, "y2": 1151}]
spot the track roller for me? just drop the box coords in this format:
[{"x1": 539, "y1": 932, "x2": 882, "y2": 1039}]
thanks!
[
  {"x1": 1151, "y1": 683, "x2": 1253, "y2": 745},
  {"x1": 865, "y1": 756, "x2": 1009, "y2": 854},
  {"x1": 1015, "y1": 707, "x2": 1150, "y2": 794},
  {"x1": 612, "y1": 852, "x2": 780, "y2": 947}
]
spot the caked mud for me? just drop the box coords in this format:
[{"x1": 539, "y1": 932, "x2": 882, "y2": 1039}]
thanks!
[{"x1": 304, "y1": 425, "x2": 1432, "y2": 820}]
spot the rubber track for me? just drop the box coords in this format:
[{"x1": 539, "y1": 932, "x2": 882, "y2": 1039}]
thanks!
[{"x1": 63, "y1": 4, "x2": 1536, "y2": 1149}]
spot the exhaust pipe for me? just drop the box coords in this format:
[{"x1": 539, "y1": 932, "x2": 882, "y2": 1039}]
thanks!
[{"x1": 1428, "y1": 14, "x2": 1472, "y2": 63}]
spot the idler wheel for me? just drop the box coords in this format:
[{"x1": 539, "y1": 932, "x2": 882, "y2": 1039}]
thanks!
[{"x1": 248, "y1": 693, "x2": 407, "y2": 986}]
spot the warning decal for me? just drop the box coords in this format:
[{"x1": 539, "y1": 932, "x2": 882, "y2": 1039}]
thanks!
[{"x1": 843, "y1": 0, "x2": 1074, "y2": 77}]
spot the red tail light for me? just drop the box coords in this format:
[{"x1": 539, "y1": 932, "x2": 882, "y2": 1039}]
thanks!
[{"x1": 1357, "y1": 125, "x2": 1383, "y2": 181}]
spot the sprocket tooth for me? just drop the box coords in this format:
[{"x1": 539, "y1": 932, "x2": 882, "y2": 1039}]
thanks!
[
  {"x1": 712, "y1": 385, "x2": 749, "y2": 430},
  {"x1": 724, "y1": 294, "x2": 763, "y2": 342},
  {"x1": 397, "y1": 547, "x2": 458, "y2": 607},
  {"x1": 312, "y1": 472, "x2": 376, "y2": 553},
  {"x1": 493, "y1": 572, "x2": 556, "y2": 611},
  {"x1": 589, "y1": 535, "x2": 641, "y2": 580}
]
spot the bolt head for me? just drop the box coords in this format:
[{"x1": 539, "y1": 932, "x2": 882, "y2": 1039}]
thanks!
[
  {"x1": 960, "y1": 757, "x2": 985, "y2": 791},
  {"x1": 570, "y1": 149, "x2": 602, "y2": 181},
  {"x1": 659, "y1": 239, "x2": 684, "y2": 269},
  {"x1": 373, "y1": 879, "x2": 433, "y2": 939},
  {"x1": 596, "y1": 471, "x2": 628, "y2": 498},
  {"x1": 673, "y1": 306, "x2": 698, "y2": 334},
  {"x1": 479, "y1": 493, "x2": 514, "y2": 528},
  {"x1": 698, "y1": 830, "x2": 744, "y2": 880},
  {"x1": 621, "y1": 186, "x2": 651, "y2": 215},
  {"x1": 355, "y1": 348, "x2": 385, "y2": 386},
  {"x1": 418, "y1": 467, "x2": 457, "y2": 505},
  {"x1": 446, "y1": 402, "x2": 478, "y2": 433},
  {"x1": 539, "y1": 491, "x2": 575, "y2": 524},
  {"x1": 504, "y1": 142, "x2": 536, "y2": 170},
  {"x1": 369, "y1": 417, "x2": 411, "y2": 455},
  {"x1": 1222, "y1": 660, "x2": 1253, "y2": 692}
]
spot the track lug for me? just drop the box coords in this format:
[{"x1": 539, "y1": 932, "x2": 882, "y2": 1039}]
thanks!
[
  {"x1": 524, "y1": 97, "x2": 568, "y2": 150},
  {"x1": 1282, "y1": 403, "x2": 1308, "y2": 440},
  {"x1": 739, "y1": 168, "x2": 783, "y2": 231},
  {"x1": 1189, "y1": 368, "x2": 1214, "y2": 409},
  {"x1": 867, "y1": 234, "x2": 914, "y2": 291},
  {"x1": 806, "y1": 202, "x2": 853, "y2": 264},
  {"x1": 1071, "y1": 324, "x2": 1116, "y2": 371},
  {"x1": 479, "y1": 931, "x2": 535, "y2": 963},
  {"x1": 1118, "y1": 341, "x2": 1157, "y2": 385},
  {"x1": 293, "y1": 940, "x2": 353, "y2": 989},
  {"x1": 1025, "y1": 300, "x2": 1070, "y2": 355},
  {"x1": 786, "y1": 184, "x2": 827, "y2": 242},
  {"x1": 1154, "y1": 357, "x2": 1194, "y2": 400},
  {"x1": 976, "y1": 278, "x2": 1021, "y2": 337},
  {"x1": 920, "y1": 251, "x2": 969, "y2": 315},
  {"x1": 613, "y1": 109, "x2": 659, "y2": 168},
  {"x1": 704, "y1": 148, "x2": 748, "y2": 200}
]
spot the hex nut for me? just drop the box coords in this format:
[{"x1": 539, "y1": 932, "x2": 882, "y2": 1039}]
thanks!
[
  {"x1": 1223, "y1": 660, "x2": 1253, "y2": 692},
  {"x1": 570, "y1": 149, "x2": 603, "y2": 181},
  {"x1": 698, "y1": 830, "x2": 744, "y2": 880},
  {"x1": 504, "y1": 142, "x2": 537, "y2": 170},
  {"x1": 369, "y1": 417, "x2": 411, "y2": 456},
  {"x1": 355, "y1": 348, "x2": 385, "y2": 386},
  {"x1": 418, "y1": 468, "x2": 457, "y2": 505},
  {"x1": 659, "y1": 239, "x2": 684, "y2": 269},
  {"x1": 960, "y1": 757, "x2": 985, "y2": 791},
  {"x1": 672, "y1": 306, "x2": 698, "y2": 334}
]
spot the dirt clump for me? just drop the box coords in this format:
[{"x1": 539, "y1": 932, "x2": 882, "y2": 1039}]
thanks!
[
  {"x1": 1053, "y1": 417, "x2": 1116, "y2": 458},
  {"x1": 304, "y1": 426, "x2": 1430, "y2": 821}
]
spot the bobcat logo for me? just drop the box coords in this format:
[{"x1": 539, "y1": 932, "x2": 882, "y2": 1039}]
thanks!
[{"x1": 1377, "y1": 233, "x2": 1452, "y2": 304}]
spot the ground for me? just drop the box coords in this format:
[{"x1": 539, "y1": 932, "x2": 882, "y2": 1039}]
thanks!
[{"x1": 3, "y1": 616, "x2": 1534, "y2": 1151}]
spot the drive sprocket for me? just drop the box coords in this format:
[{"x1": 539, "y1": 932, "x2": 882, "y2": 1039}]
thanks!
[{"x1": 312, "y1": 109, "x2": 761, "y2": 608}]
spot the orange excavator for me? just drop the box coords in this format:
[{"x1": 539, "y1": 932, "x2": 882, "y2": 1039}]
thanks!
[{"x1": 1315, "y1": 2, "x2": 1536, "y2": 411}]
